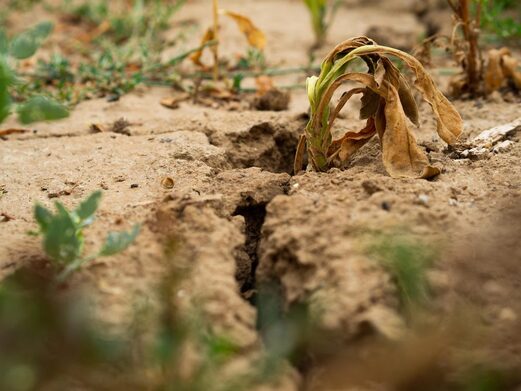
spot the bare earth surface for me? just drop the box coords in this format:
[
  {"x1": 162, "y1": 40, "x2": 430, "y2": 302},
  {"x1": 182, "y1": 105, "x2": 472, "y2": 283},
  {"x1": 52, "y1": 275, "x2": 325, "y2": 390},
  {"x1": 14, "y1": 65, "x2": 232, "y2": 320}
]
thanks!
[{"x1": 1, "y1": 0, "x2": 521, "y2": 389}]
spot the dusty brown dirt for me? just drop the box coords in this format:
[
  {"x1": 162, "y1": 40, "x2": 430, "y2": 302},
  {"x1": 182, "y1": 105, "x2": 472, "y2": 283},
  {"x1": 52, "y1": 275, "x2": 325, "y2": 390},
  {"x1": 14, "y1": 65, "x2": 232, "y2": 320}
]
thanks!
[{"x1": 1, "y1": 0, "x2": 521, "y2": 390}]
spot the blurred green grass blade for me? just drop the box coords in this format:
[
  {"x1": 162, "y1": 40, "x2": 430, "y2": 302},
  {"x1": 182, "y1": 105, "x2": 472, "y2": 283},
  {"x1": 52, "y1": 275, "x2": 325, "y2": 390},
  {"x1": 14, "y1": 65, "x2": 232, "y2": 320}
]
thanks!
[
  {"x1": 17, "y1": 96, "x2": 69, "y2": 124},
  {"x1": 99, "y1": 224, "x2": 140, "y2": 257},
  {"x1": 10, "y1": 22, "x2": 54, "y2": 60},
  {"x1": 0, "y1": 58, "x2": 13, "y2": 124}
]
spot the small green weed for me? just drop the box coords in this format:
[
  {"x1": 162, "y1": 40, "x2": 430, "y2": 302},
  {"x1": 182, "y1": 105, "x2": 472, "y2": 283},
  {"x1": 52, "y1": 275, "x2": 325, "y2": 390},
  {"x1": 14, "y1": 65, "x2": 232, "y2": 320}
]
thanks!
[
  {"x1": 0, "y1": 22, "x2": 69, "y2": 124},
  {"x1": 32, "y1": 191, "x2": 140, "y2": 281}
]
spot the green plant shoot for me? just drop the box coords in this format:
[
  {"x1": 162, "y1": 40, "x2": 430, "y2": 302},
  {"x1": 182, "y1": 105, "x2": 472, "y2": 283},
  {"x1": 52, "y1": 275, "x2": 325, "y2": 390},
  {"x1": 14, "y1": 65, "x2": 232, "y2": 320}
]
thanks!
[{"x1": 33, "y1": 191, "x2": 140, "y2": 281}]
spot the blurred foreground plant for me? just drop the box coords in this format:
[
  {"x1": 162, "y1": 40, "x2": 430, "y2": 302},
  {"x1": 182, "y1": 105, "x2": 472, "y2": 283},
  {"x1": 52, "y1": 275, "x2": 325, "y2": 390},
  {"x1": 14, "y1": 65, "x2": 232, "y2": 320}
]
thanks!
[
  {"x1": 32, "y1": 191, "x2": 140, "y2": 281},
  {"x1": 0, "y1": 22, "x2": 69, "y2": 124},
  {"x1": 294, "y1": 36, "x2": 462, "y2": 178}
]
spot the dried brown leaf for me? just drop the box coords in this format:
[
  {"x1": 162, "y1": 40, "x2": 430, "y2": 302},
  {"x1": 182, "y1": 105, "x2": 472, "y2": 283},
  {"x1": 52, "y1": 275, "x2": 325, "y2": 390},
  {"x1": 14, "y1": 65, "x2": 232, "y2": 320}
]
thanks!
[
  {"x1": 352, "y1": 45, "x2": 463, "y2": 145},
  {"x1": 381, "y1": 59, "x2": 420, "y2": 127},
  {"x1": 294, "y1": 135, "x2": 307, "y2": 174},
  {"x1": 360, "y1": 88, "x2": 381, "y2": 119},
  {"x1": 485, "y1": 48, "x2": 508, "y2": 94},
  {"x1": 190, "y1": 28, "x2": 215, "y2": 66},
  {"x1": 374, "y1": 98, "x2": 386, "y2": 141},
  {"x1": 224, "y1": 11, "x2": 266, "y2": 50},
  {"x1": 328, "y1": 118, "x2": 377, "y2": 165},
  {"x1": 255, "y1": 75, "x2": 274, "y2": 96},
  {"x1": 381, "y1": 84, "x2": 440, "y2": 179},
  {"x1": 160, "y1": 94, "x2": 190, "y2": 109},
  {"x1": 501, "y1": 55, "x2": 521, "y2": 90},
  {"x1": 0, "y1": 128, "x2": 28, "y2": 137}
]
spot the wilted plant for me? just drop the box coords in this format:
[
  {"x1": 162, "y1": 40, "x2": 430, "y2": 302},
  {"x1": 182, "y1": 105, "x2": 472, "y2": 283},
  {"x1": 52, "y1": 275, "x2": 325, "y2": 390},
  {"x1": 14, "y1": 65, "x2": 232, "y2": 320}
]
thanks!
[
  {"x1": 32, "y1": 191, "x2": 140, "y2": 281},
  {"x1": 443, "y1": 0, "x2": 521, "y2": 96},
  {"x1": 0, "y1": 22, "x2": 69, "y2": 124},
  {"x1": 303, "y1": 0, "x2": 341, "y2": 47},
  {"x1": 190, "y1": 0, "x2": 266, "y2": 80},
  {"x1": 294, "y1": 36, "x2": 463, "y2": 179}
]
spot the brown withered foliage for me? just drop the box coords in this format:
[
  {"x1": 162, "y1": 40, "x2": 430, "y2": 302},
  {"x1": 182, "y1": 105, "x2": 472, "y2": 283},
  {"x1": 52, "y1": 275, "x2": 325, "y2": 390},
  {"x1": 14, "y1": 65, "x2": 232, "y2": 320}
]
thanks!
[
  {"x1": 422, "y1": 0, "x2": 521, "y2": 97},
  {"x1": 295, "y1": 36, "x2": 463, "y2": 179}
]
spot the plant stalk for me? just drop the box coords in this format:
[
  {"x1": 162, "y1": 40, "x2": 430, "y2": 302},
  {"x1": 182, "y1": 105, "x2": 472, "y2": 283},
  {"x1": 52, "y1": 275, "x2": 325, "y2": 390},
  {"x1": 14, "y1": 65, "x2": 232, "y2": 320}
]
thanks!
[{"x1": 212, "y1": 0, "x2": 220, "y2": 81}]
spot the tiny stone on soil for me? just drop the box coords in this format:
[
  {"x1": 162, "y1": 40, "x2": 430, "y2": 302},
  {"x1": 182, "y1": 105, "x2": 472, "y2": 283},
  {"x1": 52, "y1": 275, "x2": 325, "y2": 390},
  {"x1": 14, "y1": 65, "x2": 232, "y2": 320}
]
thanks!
[
  {"x1": 130, "y1": 184, "x2": 139, "y2": 189},
  {"x1": 417, "y1": 194, "x2": 430, "y2": 206},
  {"x1": 499, "y1": 307, "x2": 517, "y2": 322}
]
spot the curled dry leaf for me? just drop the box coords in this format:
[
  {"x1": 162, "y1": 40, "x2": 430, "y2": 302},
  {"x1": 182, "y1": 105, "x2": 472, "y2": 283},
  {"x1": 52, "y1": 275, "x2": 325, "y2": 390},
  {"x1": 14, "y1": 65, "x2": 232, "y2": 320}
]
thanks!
[
  {"x1": 296, "y1": 36, "x2": 462, "y2": 179},
  {"x1": 0, "y1": 128, "x2": 28, "y2": 137},
  {"x1": 484, "y1": 48, "x2": 509, "y2": 94},
  {"x1": 190, "y1": 28, "x2": 215, "y2": 66},
  {"x1": 223, "y1": 11, "x2": 266, "y2": 50},
  {"x1": 160, "y1": 94, "x2": 190, "y2": 110},
  {"x1": 381, "y1": 84, "x2": 440, "y2": 179},
  {"x1": 484, "y1": 48, "x2": 521, "y2": 94},
  {"x1": 255, "y1": 75, "x2": 274, "y2": 96}
]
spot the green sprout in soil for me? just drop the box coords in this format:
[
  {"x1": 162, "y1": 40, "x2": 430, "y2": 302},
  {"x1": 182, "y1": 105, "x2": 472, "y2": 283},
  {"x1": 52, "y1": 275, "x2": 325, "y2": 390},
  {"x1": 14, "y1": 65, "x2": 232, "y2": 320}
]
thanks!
[
  {"x1": 31, "y1": 191, "x2": 140, "y2": 281},
  {"x1": 0, "y1": 22, "x2": 69, "y2": 124},
  {"x1": 294, "y1": 36, "x2": 463, "y2": 179},
  {"x1": 303, "y1": 0, "x2": 341, "y2": 48}
]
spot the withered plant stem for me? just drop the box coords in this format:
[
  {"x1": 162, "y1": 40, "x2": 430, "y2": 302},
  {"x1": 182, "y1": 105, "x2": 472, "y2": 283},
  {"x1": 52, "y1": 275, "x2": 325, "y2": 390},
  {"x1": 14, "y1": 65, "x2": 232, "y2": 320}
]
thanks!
[
  {"x1": 212, "y1": 0, "x2": 220, "y2": 81},
  {"x1": 450, "y1": 0, "x2": 483, "y2": 94}
]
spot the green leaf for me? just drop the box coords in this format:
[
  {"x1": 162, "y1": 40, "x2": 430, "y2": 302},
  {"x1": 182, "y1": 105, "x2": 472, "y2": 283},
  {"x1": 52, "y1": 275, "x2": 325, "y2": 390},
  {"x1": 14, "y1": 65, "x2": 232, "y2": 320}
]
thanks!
[
  {"x1": 0, "y1": 87, "x2": 10, "y2": 124},
  {"x1": 32, "y1": 22, "x2": 54, "y2": 39},
  {"x1": 75, "y1": 191, "x2": 102, "y2": 226},
  {"x1": 17, "y1": 96, "x2": 68, "y2": 124},
  {"x1": 43, "y1": 202, "x2": 82, "y2": 264},
  {"x1": 0, "y1": 58, "x2": 14, "y2": 123},
  {"x1": 34, "y1": 204, "x2": 53, "y2": 232},
  {"x1": 0, "y1": 30, "x2": 8, "y2": 55},
  {"x1": 99, "y1": 225, "x2": 140, "y2": 257},
  {"x1": 9, "y1": 22, "x2": 54, "y2": 60}
]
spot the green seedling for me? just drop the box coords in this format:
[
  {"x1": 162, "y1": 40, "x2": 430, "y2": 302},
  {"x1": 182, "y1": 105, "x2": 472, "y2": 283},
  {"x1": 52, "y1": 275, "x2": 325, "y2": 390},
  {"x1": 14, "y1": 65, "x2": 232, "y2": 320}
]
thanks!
[
  {"x1": 32, "y1": 191, "x2": 140, "y2": 281},
  {"x1": 303, "y1": 0, "x2": 341, "y2": 47},
  {"x1": 294, "y1": 36, "x2": 462, "y2": 179},
  {"x1": 0, "y1": 22, "x2": 68, "y2": 124}
]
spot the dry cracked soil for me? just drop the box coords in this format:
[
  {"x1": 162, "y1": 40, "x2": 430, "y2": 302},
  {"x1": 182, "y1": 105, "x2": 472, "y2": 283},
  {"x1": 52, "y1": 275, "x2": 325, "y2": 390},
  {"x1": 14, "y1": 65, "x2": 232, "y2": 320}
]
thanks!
[{"x1": 1, "y1": 0, "x2": 521, "y2": 390}]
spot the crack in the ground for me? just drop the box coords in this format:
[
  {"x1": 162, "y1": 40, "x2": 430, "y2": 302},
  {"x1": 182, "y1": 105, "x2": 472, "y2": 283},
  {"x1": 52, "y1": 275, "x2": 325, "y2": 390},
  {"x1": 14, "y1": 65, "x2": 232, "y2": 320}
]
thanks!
[{"x1": 233, "y1": 202, "x2": 267, "y2": 294}]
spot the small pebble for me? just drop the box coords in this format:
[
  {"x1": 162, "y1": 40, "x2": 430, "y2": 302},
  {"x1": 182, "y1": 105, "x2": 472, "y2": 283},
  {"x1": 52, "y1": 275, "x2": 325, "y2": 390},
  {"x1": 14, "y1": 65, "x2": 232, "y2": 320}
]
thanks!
[
  {"x1": 381, "y1": 201, "x2": 391, "y2": 211},
  {"x1": 417, "y1": 194, "x2": 430, "y2": 206},
  {"x1": 130, "y1": 183, "x2": 139, "y2": 189},
  {"x1": 499, "y1": 307, "x2": 517, "y2": 322},
  {"x1": 161, "y1": 177, "x2": 175, "y2": 189}
]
